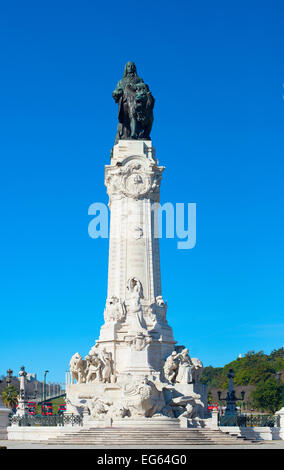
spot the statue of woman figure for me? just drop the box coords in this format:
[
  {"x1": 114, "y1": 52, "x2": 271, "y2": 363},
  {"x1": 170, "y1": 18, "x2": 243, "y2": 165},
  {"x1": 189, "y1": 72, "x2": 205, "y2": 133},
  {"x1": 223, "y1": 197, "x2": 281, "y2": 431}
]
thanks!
[
  {"x1": 175, "y1": 348, "x2": 194, "y2": 384},
  {"x1": 126, "y1": 277, "x2": 147, "y2": 332},
  {"x1": 100, "y1": 349, "x2": 113, "y2": 383}
]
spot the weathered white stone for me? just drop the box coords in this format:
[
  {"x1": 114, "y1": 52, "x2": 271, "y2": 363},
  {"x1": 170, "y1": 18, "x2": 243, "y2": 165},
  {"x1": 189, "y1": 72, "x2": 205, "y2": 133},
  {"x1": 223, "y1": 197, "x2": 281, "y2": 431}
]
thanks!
[
  {"x1": 0, "y1": 404, "x2": 10, "y2": 440},
  {"x1": 209, "y1": 409, "x2": 219, "y2": 430},
  {"x1": 66, "y1": 140, "x2": 206, "y2": 427},
  {"x1": 15, "y1": 367, "x2": 29, "y2": 417},
  {"x1": 275, "y1": 407, "x2": 284, "y2": 439},
  {"x1": 218, "y1": 426, "x2": 282, "y2": 441}
]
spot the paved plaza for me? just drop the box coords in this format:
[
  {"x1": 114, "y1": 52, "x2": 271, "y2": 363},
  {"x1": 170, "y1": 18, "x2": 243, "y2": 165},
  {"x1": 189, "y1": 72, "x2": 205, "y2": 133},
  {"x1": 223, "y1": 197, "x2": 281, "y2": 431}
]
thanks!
[{"x1": 1, "y1": 439, "x2": 284, "y2": 449}]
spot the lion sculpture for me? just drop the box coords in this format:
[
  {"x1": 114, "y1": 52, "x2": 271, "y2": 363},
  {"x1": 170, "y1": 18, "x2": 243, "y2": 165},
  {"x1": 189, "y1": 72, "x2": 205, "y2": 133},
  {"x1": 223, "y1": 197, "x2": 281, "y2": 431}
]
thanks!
[{"x1": 69, "y1": 352, "x2": 87, "y2": 384}]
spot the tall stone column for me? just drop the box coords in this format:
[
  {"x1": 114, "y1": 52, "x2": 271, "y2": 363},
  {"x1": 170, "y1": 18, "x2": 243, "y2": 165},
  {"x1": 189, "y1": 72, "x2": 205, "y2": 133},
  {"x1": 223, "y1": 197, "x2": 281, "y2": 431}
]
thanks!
[
  {"x1": 97, "y1": 140, "x2": 176, "y2": 378},
  {"x1": 15, "y1": 366, "x2": 28, "y2": 417}
]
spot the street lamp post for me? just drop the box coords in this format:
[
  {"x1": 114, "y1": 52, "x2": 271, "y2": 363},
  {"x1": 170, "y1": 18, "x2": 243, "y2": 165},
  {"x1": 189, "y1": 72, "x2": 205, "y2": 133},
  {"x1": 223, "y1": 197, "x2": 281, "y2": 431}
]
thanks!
[
  {"x1": 217, "y1": 369, "x2": 245, "y2": 416},
  {"x1": 42, "y1": 370, "x2": 49, "y2": 415},
  {"x1": 6, "y1": 369, "x2": 13, "y2": 387}
]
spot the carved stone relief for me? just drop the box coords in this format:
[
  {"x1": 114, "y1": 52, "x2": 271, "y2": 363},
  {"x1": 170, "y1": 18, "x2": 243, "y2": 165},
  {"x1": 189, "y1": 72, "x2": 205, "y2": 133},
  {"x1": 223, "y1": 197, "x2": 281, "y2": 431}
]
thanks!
[
  {"x1": 104, "y1": 296, "x2": 126, "y2": 323},
  {"x1": 105, "y1": 158, "x2": 164, "y2": 201},
  {"x1": 163, "y1": 348, "x2": 203, "y2": 385},
  {"x1": 69, "y1": 347, "x2": 114, "y2": 385}
]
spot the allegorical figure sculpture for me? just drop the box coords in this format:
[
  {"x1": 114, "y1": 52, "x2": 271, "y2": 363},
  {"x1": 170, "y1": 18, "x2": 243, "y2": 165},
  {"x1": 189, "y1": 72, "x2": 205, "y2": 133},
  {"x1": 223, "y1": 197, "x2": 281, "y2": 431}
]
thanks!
[
  {"x1": 122, "y1": 376, "x2": 164, "y2": 417},
  {"x1": 163, "y1": 348, "x2": 203, "y2": 385},
  {"x1": 85, "y1": 352, "x2": 103, "y2": 383},
  {"x1": 163, "y1": 351, "x2": 179, "y2": 383},
  {"x1": 70, "y1": 353, "x2": 86, "y2": 384},
  {"x1": 126, "y1": 277, "x2": 147, "y2": 332},
  {"x1": 69, "y1": 346, "x2": 114, "y2": 384},
  {"x1": 175, "y1": 348, "x2": 194, "y2": 384},
  {"x1": 100, "y1": 349, "x2": 113, "y2": 383},
  {"x1": 112, "y1": 61, "x2": 155, "y2": 143}
]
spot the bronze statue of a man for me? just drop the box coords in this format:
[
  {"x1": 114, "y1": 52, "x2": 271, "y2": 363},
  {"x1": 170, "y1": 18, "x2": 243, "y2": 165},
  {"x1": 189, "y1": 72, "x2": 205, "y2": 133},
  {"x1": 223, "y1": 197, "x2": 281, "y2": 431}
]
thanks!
[{"x1": 112, "y1": 61, "x2": 155, "y2": 144}]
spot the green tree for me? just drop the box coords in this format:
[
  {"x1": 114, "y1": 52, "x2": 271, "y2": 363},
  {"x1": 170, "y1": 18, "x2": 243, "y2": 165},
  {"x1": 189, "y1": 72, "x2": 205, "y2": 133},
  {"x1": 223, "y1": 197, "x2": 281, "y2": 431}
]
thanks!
[
  {"x1": 251, "y1": 378, "x2": 282, "y2": 413},
  {"x1": 201, "y1": 349, "x2": 284, "y2": 390},
  {"x1": 1, "y1": 385, "x2": 18, "y2": 412},
  {"x1": 200, "y1": 366, "x2": 223, "y2": 387},
  {"x1": 207, "y1": 391, "x2": 213, "y2": 403}
]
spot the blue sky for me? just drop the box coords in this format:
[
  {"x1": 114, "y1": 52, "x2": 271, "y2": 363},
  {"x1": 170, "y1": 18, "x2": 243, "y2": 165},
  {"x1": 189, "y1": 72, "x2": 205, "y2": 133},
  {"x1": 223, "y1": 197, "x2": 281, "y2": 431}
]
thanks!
[{"x1": 0, "y1": 1, "x2": 283, "y2": 384}]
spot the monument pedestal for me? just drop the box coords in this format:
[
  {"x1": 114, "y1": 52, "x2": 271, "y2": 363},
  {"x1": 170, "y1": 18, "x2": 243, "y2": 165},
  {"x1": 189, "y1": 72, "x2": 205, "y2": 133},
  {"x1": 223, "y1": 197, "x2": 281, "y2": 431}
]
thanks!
[{"x1": 66, "y1": 138, "x2": 207, "y2": 427}]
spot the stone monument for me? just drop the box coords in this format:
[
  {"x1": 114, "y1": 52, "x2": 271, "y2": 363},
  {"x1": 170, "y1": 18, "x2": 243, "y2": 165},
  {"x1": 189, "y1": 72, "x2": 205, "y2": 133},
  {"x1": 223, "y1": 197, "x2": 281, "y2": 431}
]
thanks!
[
  {"x1": 15, "y1": 366, "x2": 29, "y2": 417},
  {"x1": 66, "y1": 62, "x2": 207, "y2": 428}
]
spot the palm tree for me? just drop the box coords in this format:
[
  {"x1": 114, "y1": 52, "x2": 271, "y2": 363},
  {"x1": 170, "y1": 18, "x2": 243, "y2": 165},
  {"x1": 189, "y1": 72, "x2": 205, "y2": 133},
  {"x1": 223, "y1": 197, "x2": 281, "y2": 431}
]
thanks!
[{"x1": 2, "y1": 385, "x2": 18, "y2": 412}]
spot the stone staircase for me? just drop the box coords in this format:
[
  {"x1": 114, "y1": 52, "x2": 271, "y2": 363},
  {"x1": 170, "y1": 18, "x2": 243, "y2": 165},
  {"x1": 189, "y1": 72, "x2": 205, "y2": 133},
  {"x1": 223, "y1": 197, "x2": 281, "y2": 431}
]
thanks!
[{"x1": 42, "y1": 428, "x2": 260, "y2": 446}]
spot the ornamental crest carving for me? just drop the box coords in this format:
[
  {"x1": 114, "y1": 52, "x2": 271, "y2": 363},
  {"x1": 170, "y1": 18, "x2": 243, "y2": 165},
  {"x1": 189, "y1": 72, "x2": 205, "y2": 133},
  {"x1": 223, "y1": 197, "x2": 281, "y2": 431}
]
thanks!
[
  {"x1": 126, "y1": 332, "x2": 152, "y2": 351},
  {"x1": 105, "y1": 159, "x2": 164, "y2": 200},
  {"x1": 104, "y1": 296, "x2": 126, "y2": 323},
  {"x1": 122, "y1": 164, "x2": 151, "y2": 198}
]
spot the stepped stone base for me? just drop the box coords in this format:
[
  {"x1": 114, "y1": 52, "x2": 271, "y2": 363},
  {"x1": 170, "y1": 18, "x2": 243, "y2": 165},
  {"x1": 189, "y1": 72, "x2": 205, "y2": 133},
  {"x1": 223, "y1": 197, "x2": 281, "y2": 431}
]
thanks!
[
  {"x1": 37, "y1": 428, "x2": 260, "y2": 446},
  {"x1": 85, "y1": 416, "x2": 180, "y2": 429}
]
